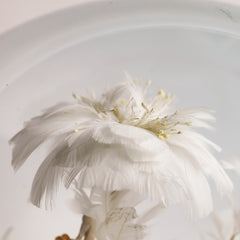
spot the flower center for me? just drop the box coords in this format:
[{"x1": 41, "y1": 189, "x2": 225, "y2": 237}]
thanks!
[
  {"x1": 111, "y1": 97, "x2": 191, "y2": 140},
  {"x1": 72, "y1": 88, "x2": 191, "y2": 140}
]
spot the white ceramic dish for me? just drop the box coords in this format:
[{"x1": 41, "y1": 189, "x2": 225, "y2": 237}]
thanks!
[{"x1": 0, "y1": 0, "x2": 240, "y2": 239}]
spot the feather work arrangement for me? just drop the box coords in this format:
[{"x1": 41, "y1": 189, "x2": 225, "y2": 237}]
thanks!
[{"x1": 9, "y1": 76, "x2": 233, "y2": 240}]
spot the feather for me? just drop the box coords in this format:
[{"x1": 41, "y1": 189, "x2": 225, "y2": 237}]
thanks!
[
  {"x1": 102, "y1": 74, "x2": 144, "y2": 111},
  {"x1": 9, "y1": 102, "x2": 97, "y2": 170},
  {"x1": 168, "y1": 133, "x2": 232, "y2": 197},
  {"x1": 136, "y1": 204, "x2": 164, "y2": 225},
  {"x1": 30, "y1": 139, "x2": 68, "y2": 208}
]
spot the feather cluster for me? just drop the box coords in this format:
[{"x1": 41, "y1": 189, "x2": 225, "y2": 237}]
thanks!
[
  {"x1": 10, "y1": 76, "x2": 232, "y2": 220},
  {"x1": 69, "y1": 183, "x2": 150, "y2": 240}
]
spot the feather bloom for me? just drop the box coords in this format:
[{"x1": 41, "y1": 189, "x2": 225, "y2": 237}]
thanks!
[{"x1": 10, "y1": 76, "x2": 232, "y2": 218}]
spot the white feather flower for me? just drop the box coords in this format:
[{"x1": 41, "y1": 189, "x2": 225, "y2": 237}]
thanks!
[{"x1": 9, "y1": 76, "x2": 232, "y2": 217}]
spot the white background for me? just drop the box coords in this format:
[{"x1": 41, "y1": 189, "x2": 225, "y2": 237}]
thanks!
[{"x1": 0, "y1": 0, "x2": 98, "y2": 34}]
